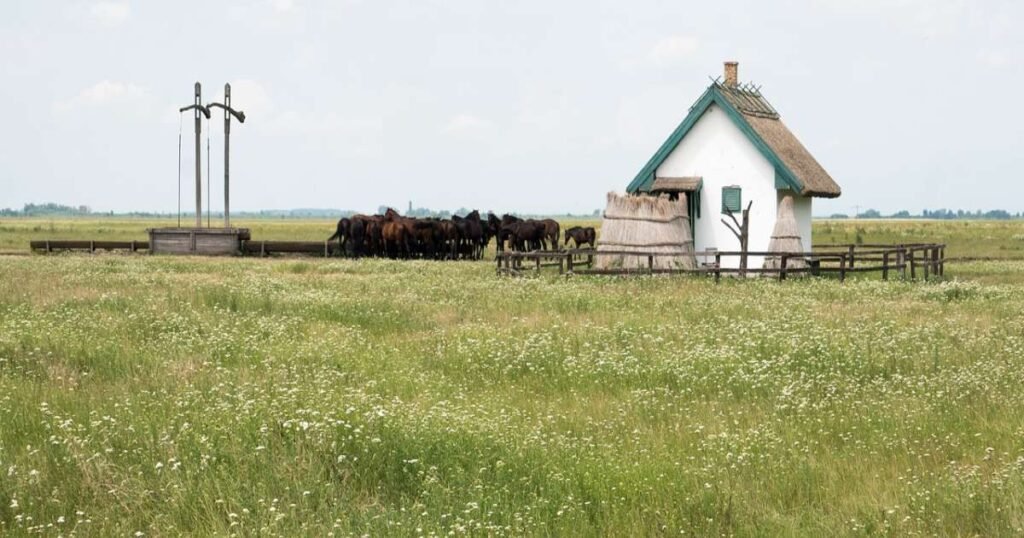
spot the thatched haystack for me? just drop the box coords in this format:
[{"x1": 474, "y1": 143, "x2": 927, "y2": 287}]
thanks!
[
  {"x1": 595, "y1": 192, "x2": 696, "y2": 270},
  {"x1": 763, "y1": 195, "x2": 807, "y2": 271}
]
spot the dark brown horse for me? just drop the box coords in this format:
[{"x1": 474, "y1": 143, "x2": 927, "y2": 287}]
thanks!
[
  {"x1": 539, "y1": 219, "x2": 560, "y2": 250},
  {"x1": 507, "y1": 220, "x2": 545, "y2": 252},
  {"x1": 327, "y1": 217, "x2": 351, "y2": 255},
  {"x1": 461, "y1": 210, "x2": 484, "y2": 259},
  {"x1": 382, "y1": 208, "x2": 411, "y2": 258},
  {"x1": 564, "y1": 226, "x2": 596, "y2": 249},
  {"x1": 484, "y1": 212, "x2": 501, "y2": 251}
]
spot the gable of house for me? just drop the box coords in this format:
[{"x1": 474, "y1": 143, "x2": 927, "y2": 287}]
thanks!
[{"x1": 626, "y1": 81, "x2": 841, "y2": 198}]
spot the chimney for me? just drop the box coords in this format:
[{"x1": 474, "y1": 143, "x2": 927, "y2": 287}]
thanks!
[{"x1": 724, "y1": 61, "x2": 738, "y2": 87}]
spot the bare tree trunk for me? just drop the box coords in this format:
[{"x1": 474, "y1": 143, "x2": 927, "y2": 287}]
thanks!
[{"x1": 722, "y1": 201, "x2": 753, "y2": 278}]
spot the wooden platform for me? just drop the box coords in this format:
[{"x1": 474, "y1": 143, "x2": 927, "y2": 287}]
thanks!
[{"x1": 147, "y1": 228, "x2": 251, "y2": 255}]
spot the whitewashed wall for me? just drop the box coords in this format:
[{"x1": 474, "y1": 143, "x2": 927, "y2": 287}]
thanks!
[
  {"x1": 786, "y1": 192, "x2": 813, "y2": 253},
  {"x1": 655, "y1": 103, "x2": 790, "y2": 269}
]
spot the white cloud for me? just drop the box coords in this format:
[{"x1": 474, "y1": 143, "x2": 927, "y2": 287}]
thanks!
[
  {"x1": 90, "y1": 1, "x2": 130, "y2": 26},
  {"x1": 269, "y1": 0, "x2": 294, "y2": 12},
  {"x1": 441, "y1": 114, "x2": 492, "y2": 135},
  {"x1": 53, "y1": 81, "x2": 148, "y2": 113},
  {"x1": 649, "y1": 35, "x2": 699, "y2": 64},
  {"x1": 977, "y1": 49, "x2": 1010, "y2": 68}
]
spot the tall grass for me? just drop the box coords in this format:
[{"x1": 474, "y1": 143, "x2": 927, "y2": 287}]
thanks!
[{"x1": 1, "y1": 251, "x2": 1024, "y2": 535}]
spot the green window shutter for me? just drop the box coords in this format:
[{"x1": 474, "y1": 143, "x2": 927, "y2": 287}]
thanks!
[{"x1": 721, "y1": 186, "x2": 742, "y2": 213}]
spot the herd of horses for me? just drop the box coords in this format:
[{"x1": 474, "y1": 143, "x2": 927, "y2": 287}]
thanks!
[{"x1": 327, "y1": 208, "x2": 596, "y2": 259}]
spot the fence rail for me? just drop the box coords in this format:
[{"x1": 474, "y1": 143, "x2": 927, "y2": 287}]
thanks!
[
  {"x1": 496, "y1": 243, "x2": 947, "y2": 282},
  {"x1": 29, "y1": 240, "x2": 149, "y2": 253},
  {"x1": 26, "y1": 238, "x2": 951, "y2": 282}
]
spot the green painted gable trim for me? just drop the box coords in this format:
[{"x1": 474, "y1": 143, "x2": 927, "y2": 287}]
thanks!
[
  {"x1": 774, "y1": 169, "x2": 791, "y2": 190},
  {"x1": 626, "y1": 88, "x2": 716, "y2": 194},
  {"x1": 626, "y1": 85, "x2": 805, "y2": 195}
]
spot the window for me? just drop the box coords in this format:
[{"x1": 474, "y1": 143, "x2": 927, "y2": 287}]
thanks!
[{"x1": 721, "y1": 186, "x2": 742, "y2": 214}]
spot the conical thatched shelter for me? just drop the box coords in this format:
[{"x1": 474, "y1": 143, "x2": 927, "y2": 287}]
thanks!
[
  {"x1": 595, "y1": 192, "x2": 696, "y2": 270},
  {"x1": 763, "y1": 195, "x2": 807, "y2": 271}
]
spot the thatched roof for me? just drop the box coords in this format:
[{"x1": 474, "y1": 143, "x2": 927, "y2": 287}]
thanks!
[
  {"x1": 763, "y1": 195, "x2": 807, "y2": 271},
  {"x1": 595, "y1": 192, "x2": 696, "y2": 271},
  {"x1": 627, "y1": 78, "x2": 841, "y2": 199},
  {"x1": 651, "y1": 176, "x2": 702, "y2": 193}
]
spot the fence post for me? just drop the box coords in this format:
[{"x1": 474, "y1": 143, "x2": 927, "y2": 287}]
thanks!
[
  {"x1": 898, "y1": 247, "x2": 906, "y2": 280},
  {"x1": 558, "y1": 254, "x2": 564, "y2": 275},
  {"x1": 882, "y1": 250, "x2": 889, "y2": 281},
  {"x1": 90, "y1": 240, "x2": 95, "y2": 253},
  {"x1": 848, "y1": 245, "x2": 855, "y2": 268},
  {"x1": 567, "y1": 253, "x2": 574, "y2": 273},
  {"x1": 839, "y1": 254, "x2": 847, "y2": 282},
  {"x1": 535, "y1": 255, "x2": 541, "y2": 274},
  {"x1": 779, "y1": 254, "x2": 788, "y2": 281},
  {"x1": 939, "y1": 246, "x2": 945, "y2": 276},
  {"x1": 931, "y1": 247, "x2": 939, "y2": 278},
  {"x1": 910, "y1": 249, "x2": 916, "y2": 280},
  {"x1": 648, "y1": 255, "x2": 654, "y2": 275},
  {"x1": 715, "y1": 252, "x2": 721, "y2": 283},
  {"x1": 45, "y1": 240, "x2": 51, "y2": 253},
  {"x1": 923, "y1": 247, "x2": 930, "y2": 281}
]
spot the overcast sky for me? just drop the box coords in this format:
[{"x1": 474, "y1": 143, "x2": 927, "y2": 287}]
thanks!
[{"x1": 1, "y1": 0, "x2": 1021, "y2": 216}]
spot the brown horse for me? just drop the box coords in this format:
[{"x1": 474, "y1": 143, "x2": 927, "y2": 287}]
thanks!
[
  {"x1": 564, "y1": 226, "x2": 596, "y2": 249},
  {"x1": 539, "y1": 219, "x2": 560, "y2": 250},
  {"x1": 382, "y1": 208, "x2": 410, "y2": 258},
  {"x1": 327, "y1": 217, "x2": 350, "y2": 255},
  {"x1": 507, "y1": 220, "x2": 545, "y2": 252}
]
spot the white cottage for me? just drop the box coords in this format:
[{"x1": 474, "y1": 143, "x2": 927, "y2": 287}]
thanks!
[{"x1": 625, "y1": 62, "x2": 841, "y2": 269}]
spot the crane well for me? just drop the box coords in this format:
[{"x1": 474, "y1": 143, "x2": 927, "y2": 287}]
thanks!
[{"x1": 148, "y1": 82, "x2": 251, "y2": 255}]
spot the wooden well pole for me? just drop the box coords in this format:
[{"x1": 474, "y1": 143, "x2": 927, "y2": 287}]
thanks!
[
  {"x1": 192, "y1": 83, "x2": 202, "y2": 227},
  {"x1": 178, "y1": 83, "x2": 211, "y2": 228},
  {"x1": 207, "y1": 83, "x2": 246, "y2": 229}
]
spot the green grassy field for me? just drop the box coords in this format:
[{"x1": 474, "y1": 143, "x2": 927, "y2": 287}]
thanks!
[
  {"x1": 2, "y1": 219, "x2": 1024, "y2": 535},
  {"x1": 3, "y1": 216, "x2": 1023, "y2": 259}
]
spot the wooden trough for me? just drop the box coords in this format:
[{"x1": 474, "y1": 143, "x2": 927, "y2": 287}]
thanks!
[{"x1": 147, "y1": 227, "x2": 251, "y2": 255}]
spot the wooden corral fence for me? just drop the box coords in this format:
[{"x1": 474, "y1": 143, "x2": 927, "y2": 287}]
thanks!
[{"x1": 497, "y1": 243, "x2": 947, "y2": 282}]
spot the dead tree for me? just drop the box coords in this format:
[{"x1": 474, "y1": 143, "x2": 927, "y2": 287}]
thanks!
[{"x1": 722, "y1": 201, "x2": 753, "y2": 277}]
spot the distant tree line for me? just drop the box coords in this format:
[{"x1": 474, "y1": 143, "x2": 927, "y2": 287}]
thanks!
[
  {"x1": 828, "y1": 208, "x2": 1022, "y2": 220},
  {"x1": 0, "y1": 203, "x2": 93, "y2": 216},
  {"x1": 0, "y1": 202, "x2": 602, "y2": 220}
]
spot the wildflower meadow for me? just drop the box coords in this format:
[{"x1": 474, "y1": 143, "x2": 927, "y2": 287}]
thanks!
[{"x1": 1, "y1": 219, "x2": 1024, "y2": 535}]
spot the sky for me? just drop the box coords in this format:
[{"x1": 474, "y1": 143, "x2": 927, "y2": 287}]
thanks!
[{"x1": 1, "y1": 0, "x2": 1021, "y2": 216}]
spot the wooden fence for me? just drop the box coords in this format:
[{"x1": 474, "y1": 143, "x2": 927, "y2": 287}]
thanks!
[
  {"x1": 26, "y1": 238, "x2": 948, "y2": 282},
  {"x1": 29, "y1": 240, "x2": 149, "y2": 253},
  {"x1": 496, "y1": 243, "x2": 947, "y2": 282}
]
